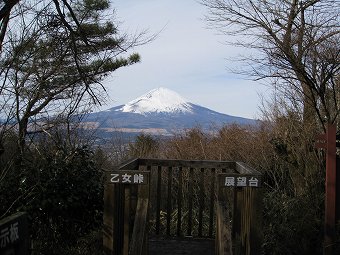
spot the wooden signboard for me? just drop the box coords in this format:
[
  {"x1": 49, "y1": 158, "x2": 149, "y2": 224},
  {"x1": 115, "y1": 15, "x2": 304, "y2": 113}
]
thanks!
[{"x1": 0, "y1": 212, "x2": 29, "y2": 255}]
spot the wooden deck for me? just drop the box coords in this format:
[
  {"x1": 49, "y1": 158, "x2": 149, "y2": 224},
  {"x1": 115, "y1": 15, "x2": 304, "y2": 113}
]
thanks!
[
  {"x1": 149, "y1": 237, "x2": 214, "y2": 255},
  {"x1": 104, "y1": 158, "x2": 263, "y2": 255}
]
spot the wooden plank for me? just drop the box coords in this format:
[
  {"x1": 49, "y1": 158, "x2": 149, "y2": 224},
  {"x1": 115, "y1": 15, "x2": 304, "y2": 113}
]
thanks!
[
  {"x1": 187, "y1": 167, "x2": 194, "y2": 236},
  {"x1": 315, "y1": 142, "x2": 327, "y2": 149},
  {"x1": 235, "y1": 162, "x2": 261, "y2": 175},
  {"x1": 232, "y1": 187, "x2": 263, "y2": 255},
  {"x1": 103, "y1": 184, "x2": 115, "y2": 255},
  {"x1": 116, "y1": 184, "x2": 125, "y2": 255},
  {"x1": 232, "y1": 187, "x2": 236, "y2": 240},
  {"x1": 156, "y1": 166, "x2": 162, "y2": 235},
  {"x1": 215, "y1": 186, "x2": 232, "y2": 255},
  {"x1": 129, "y1": 185, "x2": 150, "y2": 255},
  {"x1": 216, "y1": 202, "x2": 222, "y2": 255},
  {"x1": 123, "y1": 186, "x2": 130, "y2": 255},
  {"x1": 117, "y1": 158, "x2": 140, "y2": 170},
  {"x1": 249, "y1": 188, "x2": 263, "y2": 255},
  {"x1": 177, "y1": 167, "x2": 183, "y2": 236},
  {"x1": 209, "y1": 168, "x2": 216, "y2": 237},
  {"x1": 316, "y1": 133, "x2": 327, "y2": 141},
  {"x1": 232, "y1": 187, "x2": 243, "y2": 255},
  {"x1": 103, "y1": 166, "x2": 148, "y2": 254},
  {"x1": 146, "y1": 165, "x2": 152, "y2": 237},
  {"x1": 0, "y1": 212, "x2": 29, "y2": 255},
  {"x1": 243, "y1": 188, "x2": 251, "y2": 255},
  {"x1": 198, "y1": 168, "x2": 205, "y2": 237},
  {"x1": 145, "y1": 165, "x2": 151, "y2": 255},
  {"x1": 130, "y1": 184, "x2": 138, "y2": 243},
  {"x1": 324, "y1": 123, "x2": 336, "y2": 255},
  {"x1": 139, "y1": 158, "x2": 236, "y2": 169},
  {"x1": 336, "y1": 156, "x2": 340, "y2": 222},
  {"x1": 166, "y1": 166, "x2": 173, "y2": 236},
  {"x1": 103, "y1": 183, "x2": 125, "y2": 255}
]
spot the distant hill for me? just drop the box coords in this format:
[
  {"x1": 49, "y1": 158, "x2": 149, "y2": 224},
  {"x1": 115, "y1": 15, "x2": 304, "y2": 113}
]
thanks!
[{"x1": 81, "y1": 87, "x2": 258, "y2": 138}]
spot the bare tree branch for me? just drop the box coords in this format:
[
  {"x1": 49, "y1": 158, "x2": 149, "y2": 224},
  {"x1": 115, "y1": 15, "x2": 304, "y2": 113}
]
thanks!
[{"x1": 201, "y1": 0, "x2": 340, "y2": 127}]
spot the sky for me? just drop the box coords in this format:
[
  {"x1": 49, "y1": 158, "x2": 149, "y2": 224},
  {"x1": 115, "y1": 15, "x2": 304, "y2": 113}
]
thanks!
[{"x1": 101, "y1": 0, "x2": 270, "y2": 119}]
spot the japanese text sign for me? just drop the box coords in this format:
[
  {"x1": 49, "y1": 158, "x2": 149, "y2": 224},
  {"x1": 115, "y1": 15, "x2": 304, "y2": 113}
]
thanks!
[
  {"x1": 108, "y1": 171, "x2": 149, "y2": 185},
  {"x1": 219, "y1": 174, "x2": 261, "y2": 188},
  {"x1": 0, "y1": 212, "x2": 29, "y2": 255}
]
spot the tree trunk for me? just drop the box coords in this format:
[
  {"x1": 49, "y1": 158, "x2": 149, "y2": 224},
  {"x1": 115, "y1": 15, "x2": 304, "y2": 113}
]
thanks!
[{"x1": 16, "y1": 117, "x2": 29, "y2": 166}]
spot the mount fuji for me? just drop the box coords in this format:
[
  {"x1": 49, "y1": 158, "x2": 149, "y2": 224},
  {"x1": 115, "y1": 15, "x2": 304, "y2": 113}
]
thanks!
[{"x1": 82, "y1": 87, "x2": 257, "y2": 137}]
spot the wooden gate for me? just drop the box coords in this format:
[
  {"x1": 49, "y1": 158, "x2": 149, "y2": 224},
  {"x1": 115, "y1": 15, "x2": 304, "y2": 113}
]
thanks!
[{"x1": 103, "y1": 158, "x2": 263, "y2": 255}]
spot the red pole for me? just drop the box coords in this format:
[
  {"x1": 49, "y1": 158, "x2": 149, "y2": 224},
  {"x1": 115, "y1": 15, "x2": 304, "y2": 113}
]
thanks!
[{"x1": 324, "y1": 123, "x2": 336, "y2": 254}]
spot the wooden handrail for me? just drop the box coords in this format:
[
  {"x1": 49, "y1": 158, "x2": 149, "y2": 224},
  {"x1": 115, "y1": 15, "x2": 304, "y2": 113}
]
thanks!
[{"x1": 138, "y1": 158, "x2": 236, "y2": 169}]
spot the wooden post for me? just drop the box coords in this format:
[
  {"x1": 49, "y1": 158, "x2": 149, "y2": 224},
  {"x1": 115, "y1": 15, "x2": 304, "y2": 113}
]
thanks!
[
  {"x1": 209, "y1": 168, "x2": 216, "y2": 237},
  {"x1": 198, "y1": 167, "x2": 205, "y2": 237},
  {"x1": 336, "y1": 156, "x2": 340, "y2": 223},
  {"x1": 325, "y1": 124, "x2": 336, "y2": 254},
  {"x1": 123, "y1": 186, "x2": 130, "y2": 255},
  {"x1": 219, "y1": 172, "x2": 262, "y2": 255},
  {"x1": 155, "y1": 166, "x2": 162, "y2": 235},
  {"x1": 166, "y1": 166, "x2": 173, "y2": 236},
  {"x1": 103, "y1": 184, "x2": 115, "y2": 255},
  {"x1": 316, "y1": 123, "x2": 337, "y2": 254},
  {"x1": 233, "y1": 188, "x2": 245, "y2": 255},
  {"x1": 129, "y1": 184, "x2": 150, "y2": 255},
  {"x1": 215, "y1": 185, "x2": 232, "y2": 255},
  {"x1": 177, "y1": 167, "x2": 183, "y2": 236},
  {"x1": 249, "y1": 188, "x2": 263, "y2": 254},
  {"x1": 103, "y1": 183, "x2": 124, "y2": 255},
  {"x1": 187, "y1": 167, "x2": 194, "y2": 236}
]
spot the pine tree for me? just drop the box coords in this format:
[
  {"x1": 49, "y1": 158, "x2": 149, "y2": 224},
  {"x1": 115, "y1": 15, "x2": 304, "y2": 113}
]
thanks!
[{"x1": 0, "y1": 0, "x2": 142, "y2": 156}]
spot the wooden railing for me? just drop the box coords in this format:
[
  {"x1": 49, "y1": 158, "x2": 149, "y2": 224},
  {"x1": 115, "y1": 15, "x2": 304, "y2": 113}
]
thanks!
[
  {"x1": 144, "y1": 159, "x2": 231, "y2": 238},
  {"x1": 103, "y1": 158, "x2": 263, "y2": 255}
]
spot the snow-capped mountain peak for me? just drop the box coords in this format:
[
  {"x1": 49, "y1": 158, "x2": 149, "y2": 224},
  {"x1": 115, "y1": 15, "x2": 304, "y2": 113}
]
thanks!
[
  {"x1": 117, "y1": 87, "x2": 193, "y2": 115},
  {"x1": 83, "y1": 87, "x2": 258, "y2": 138}
]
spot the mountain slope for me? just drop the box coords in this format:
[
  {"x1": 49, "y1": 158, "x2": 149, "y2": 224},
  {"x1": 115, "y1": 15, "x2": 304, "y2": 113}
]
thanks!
[{"x1": 82, "y1": 87, "x2": 257, "y2": 136}]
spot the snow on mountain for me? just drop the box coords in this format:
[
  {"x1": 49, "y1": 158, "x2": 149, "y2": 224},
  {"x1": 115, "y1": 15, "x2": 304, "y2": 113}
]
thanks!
[
  {"x1": 83, "y1": 87, "x2": 258, "y2": 139},
  {"x1": 116, "y1": 87, "x2": 193, "y2": 115}
]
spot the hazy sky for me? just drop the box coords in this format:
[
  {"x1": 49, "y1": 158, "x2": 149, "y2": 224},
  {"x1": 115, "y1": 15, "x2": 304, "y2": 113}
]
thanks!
[{"x1": 102, "y1": 0, "x2": 270, "y2": 119}]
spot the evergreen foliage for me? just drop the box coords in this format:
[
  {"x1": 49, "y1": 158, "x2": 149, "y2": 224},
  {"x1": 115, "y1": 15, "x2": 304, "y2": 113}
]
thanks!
[
  {"x1": 0, "y1": 132, "x2": 103, "y2": 254},
  {"x1": 0, "y1": 0, "x2": 141, "y2": 157}
]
